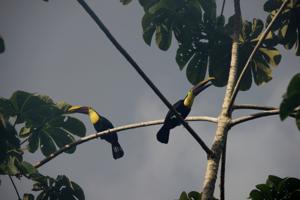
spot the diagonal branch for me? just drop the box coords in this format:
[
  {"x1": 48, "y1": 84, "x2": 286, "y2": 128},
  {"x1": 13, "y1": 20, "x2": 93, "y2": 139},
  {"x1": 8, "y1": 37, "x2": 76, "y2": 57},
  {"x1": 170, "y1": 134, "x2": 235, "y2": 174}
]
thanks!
[
  {"x1": 76, "y1": 0, "x2": 213, "y2": 156},
  {"x1": 228, "y1": 0, "x2": 290, "y2": 111},
  {"x1": 34, "y1": 116, "x2": 218, "y2": 168},
  {"x1": 9, "y1": 175, "x2": 21, "y2": 200}
]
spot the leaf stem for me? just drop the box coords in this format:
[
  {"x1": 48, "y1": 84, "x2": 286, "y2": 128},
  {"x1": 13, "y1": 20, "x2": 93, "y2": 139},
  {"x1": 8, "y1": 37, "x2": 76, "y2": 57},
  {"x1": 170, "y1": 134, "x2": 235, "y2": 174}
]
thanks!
[{"x1": 8, "y1": 175, "x2": 22, "y2": 200}]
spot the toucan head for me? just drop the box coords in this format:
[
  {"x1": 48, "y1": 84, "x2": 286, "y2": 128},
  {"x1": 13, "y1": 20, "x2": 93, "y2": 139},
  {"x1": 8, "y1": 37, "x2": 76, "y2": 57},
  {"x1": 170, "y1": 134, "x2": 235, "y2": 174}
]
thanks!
[
  {"x1": 67, "y1": 105, "x2": 100, "y2": 124},
  {"x1": 183, "y1": 77, "x2": 214, "y2": 108},
  {"x1": 191, "y1": 77, "x2": 215, "y2": 97},
  {"x1": 67, "y1": 105, "x2": 90, "y2": 114}
]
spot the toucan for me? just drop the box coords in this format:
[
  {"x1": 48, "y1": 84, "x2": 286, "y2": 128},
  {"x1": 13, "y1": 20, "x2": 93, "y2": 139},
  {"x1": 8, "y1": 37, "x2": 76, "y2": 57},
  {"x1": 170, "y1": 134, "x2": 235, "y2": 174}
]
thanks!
[
  {"x1": 67, "y1": 106, "x2": 124, "y2": 159},
  {"x1": 157, "y1": 77, "x2": 214, "y2": 144}
]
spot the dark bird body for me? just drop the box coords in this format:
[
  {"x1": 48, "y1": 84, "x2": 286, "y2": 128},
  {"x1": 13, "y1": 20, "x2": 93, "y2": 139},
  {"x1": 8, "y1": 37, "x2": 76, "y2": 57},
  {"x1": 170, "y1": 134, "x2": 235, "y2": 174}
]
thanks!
[
  {"x1": 68, "y1": 106, "x2": 124, "y2": 159},
  {"x1": 156, "y1": 78, "x2": 214, "y2": 144}
]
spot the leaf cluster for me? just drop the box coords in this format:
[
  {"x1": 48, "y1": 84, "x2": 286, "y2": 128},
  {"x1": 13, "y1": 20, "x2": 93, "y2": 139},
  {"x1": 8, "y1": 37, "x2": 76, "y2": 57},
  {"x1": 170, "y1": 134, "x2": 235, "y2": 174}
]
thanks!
[
  {"x1": 264, "y1": 0, "x2": 300, "y2": 56},
  {"x1": 179, "y1": 191, "x2": 218, "y2": 200},
  {"x1": 249, "y1": 175, "x2": 300, "y2": 200},
  {"x1": 124, "y1": 0, "x2": 281, "y2": 90},
  {"x1": 0, "y1": 91, "x2": 86, "y2": 157}
]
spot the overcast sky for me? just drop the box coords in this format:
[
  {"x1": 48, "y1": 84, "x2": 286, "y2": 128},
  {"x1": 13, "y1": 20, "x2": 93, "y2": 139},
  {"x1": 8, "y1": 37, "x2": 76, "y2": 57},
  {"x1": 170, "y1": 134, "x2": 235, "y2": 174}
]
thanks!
[{"x1": 1, "y1": 0, "x2": 300, "y2": 199}]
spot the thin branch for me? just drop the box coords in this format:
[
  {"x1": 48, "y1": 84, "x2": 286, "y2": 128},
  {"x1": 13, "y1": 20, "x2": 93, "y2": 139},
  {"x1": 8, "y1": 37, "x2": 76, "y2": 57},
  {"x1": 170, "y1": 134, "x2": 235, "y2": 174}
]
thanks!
[
  {"x1": 231, "y1": 110, "x2": 280, "y2": 127},
  {"x1": 20, "y1": 138, "x2": 28, "y2": 145},
  {"x1": 220, "y1": 135, "x2": 227, "y2": 200},
  {"x1": 9, "y1": 175, "x2": 22, "y2": 200},
  {"x1": 221, "y1": 0, "x2": 226, "y2": 16},
  {"x1": 76, "y1": 0, "x2": 213, "y2": 156},
  {"x1": 34, "y1": 116, "x2": 217, "y2": 168},
  {"x1": 233, "y1": 104, "x2": 278, "y2": 111},
  {"x1": 228, "y1": 0, "x2": 290, "y2": 111}
]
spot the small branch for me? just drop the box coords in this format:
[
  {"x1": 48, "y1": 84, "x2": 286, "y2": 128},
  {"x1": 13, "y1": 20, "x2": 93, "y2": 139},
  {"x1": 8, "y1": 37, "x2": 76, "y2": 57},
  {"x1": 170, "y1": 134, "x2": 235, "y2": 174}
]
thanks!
[
  {"x1": 34, "y1": 116, "x2": 217, "y2": 168},
  {"x1": 231, "y1": 110, "x2": 280, "y2": 127},
  {"x1": 9, "y1": 175, "x2": 22, "y2": 200},
  {"x1": 76, "y1": 0, "x2": 213, "y2": 156},
  {"x1": 220, "y1": 135, "x2": 227, "y2": 200},
  {"x1": 20, "y1": 138, "x2": 28, "y2": 145},
  {"x1": 228, "y1": 0, "x2": 290, "y2": 110},
  {"x1": 233, "y1": 104, "x2": 278, "y2": 111},
  {"x1": 221, "y1": 0, "x2": 226, "y2": 16}
]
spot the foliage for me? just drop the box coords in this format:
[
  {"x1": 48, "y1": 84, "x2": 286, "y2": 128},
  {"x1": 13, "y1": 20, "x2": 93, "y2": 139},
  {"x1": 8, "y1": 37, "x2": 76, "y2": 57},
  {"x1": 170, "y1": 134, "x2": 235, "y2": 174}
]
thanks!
[
  {"x1": 0, "y1": 91, "x2": 86, "y2": 199},
  {"x1": 280, "y1": 73, "x2": 300, "y2": 130},
  {"x1": 249, "y1": 175, "x2": 300, "y2": 200},
  {"x1": 29, "y1": 174, "x2": 85, "y2": 200},
  {"x1": 0, "y1": 91, "x2": 86, "y2": 157},
  {"x1": 124, "y1": 0, "x2": 281, "y2": 90},
  {"x1": 178, "y1": 191, "x2": 218, "y2": 200},
  {"x1": 264, "y1": 0, "x2": 300, "y2": 56}
]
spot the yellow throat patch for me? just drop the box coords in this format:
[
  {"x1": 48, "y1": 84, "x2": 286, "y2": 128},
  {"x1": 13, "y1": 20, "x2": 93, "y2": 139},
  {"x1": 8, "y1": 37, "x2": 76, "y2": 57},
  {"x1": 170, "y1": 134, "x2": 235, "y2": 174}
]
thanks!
[
  {"x1": 183, "y1": 90, "x2": 195, "y2": 108},
  {"x1": 88, "y1": 108, "x2": 100, "y2": 124}
]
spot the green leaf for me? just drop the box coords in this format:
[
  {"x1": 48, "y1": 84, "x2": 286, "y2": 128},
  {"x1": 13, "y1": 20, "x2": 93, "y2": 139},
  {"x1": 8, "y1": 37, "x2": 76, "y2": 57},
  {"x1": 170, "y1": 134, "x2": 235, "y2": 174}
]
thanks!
[
  {"x1": 179, "y1": 191, "x2": 189, "y2": 200},
  {"x1": 46, "y1": 127, "x2": 76, "y2": 154},
  {"x1": 0, "y1": 35, "x2": 4, "y2": 53},
  {"x1": 280, "y1": 73, "x2": 300, "y2": 120},
  {"x1": 249, "y1": 190, "x2": 265, "y2": 200},
  {"x1": 28, "y1": 131, "x2": 40, "y2": 153},
  {"x1": 61, "y1": 117, "x2": 86, "y2": 137},
  {"x1": 71, "y1": 181, "x2": 85, "y2": 200},
  {"x1": 23, "y1": 193, "x2": 34, "y2": 200},
  {"x1": 40, "y1": 131, "x2": 57, "y2": 156},
  {"x1": 155, "y1": 24, "x2": 172, "y2": 51},
  {"x1": 0, "y1": 98, "x2": 16, "y2": 117},
  {"x1": 259, "y1": 47, "x2": 281, "y2": 67},
  {"x1": 17, "y1": 161, "x2": 38, "y2": 176},
  {"x1": 176, "y1": 45, "x2": 194, "y2": 70},
  {"x1": 186, "y1": 53, "x2": 208, "y2": 85},
  {"x1": 188, "y1": 191, "x2": 201, "y2": 200},
  {"x1": 20, "y1": 126, "x2": 32, "y2": 138},
  {"x1": 296, "y1": 111, "x2": 300, "y2": 130},
  {"x1": 267, "y1": 175, "x2": 283, "y2": 188}
]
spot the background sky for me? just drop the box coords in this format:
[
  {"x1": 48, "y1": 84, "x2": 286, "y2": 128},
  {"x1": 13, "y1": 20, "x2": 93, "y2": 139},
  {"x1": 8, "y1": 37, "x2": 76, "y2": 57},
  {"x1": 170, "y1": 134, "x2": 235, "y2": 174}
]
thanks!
[{"x1": 1, "y1": 0, "x2": 300, "y2": 199}]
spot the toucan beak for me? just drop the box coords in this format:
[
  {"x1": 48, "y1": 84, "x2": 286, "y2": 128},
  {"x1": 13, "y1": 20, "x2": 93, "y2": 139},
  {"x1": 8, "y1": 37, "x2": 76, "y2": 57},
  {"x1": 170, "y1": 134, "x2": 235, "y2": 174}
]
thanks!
[
  {"x1": 67, "y1": 105, "x2": 89, "y2": 114},
  {"x1": 191, "y1": 77, "x2": 215, "y2": 96}
]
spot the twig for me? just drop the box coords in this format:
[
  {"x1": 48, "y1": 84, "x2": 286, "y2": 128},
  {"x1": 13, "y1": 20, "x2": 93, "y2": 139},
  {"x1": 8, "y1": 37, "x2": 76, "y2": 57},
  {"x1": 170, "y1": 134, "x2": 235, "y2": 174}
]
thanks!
[
  {"x1": 9, "y1": 175, "x2": 21, "y2": 200},
  {"x1": 220, "y1": 135, "x2": 227, "y2": 200},
  {"x1": 76, "y1": 0, "x2": 213, "y2": 156},
  {"x1": 231, "y1": 110, "x2": 280, "y2": 127},
  {"x1": 20, "y1": 138, "x2": 28, "y2": 145},
  {"x1": 228, "y1": 0, "x2": 290, "y2": 111},
  {"x1": 221, "y1": 0, "x2": 226, "y2": 16},
  {"x1": 34, "y1": 116, "x2": 217, "y2": 168},
  {"x1": 233, "y1": 104, "x2": 278, "y2": 111}
]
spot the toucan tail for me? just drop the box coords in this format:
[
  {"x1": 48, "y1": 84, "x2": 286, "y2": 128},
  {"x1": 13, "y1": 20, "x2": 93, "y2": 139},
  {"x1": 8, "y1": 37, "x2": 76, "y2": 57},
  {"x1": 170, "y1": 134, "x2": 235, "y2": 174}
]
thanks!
[
  {"x1": 156, "y1": 124, "x2": 171, "y2": 144},
  {"x1": 112, "y1": 142, "x2": 124, "y2": 160}
]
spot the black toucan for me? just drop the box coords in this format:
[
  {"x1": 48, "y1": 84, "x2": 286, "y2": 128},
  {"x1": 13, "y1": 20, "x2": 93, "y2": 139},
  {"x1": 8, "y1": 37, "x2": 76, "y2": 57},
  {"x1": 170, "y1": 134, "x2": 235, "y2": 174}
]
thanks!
[
  {"x1": 157, "y1": 77, "x2": 214, "y2": 144},
  {"x1": 67, "y1": 106, "x2": 124, "y2": 159}
]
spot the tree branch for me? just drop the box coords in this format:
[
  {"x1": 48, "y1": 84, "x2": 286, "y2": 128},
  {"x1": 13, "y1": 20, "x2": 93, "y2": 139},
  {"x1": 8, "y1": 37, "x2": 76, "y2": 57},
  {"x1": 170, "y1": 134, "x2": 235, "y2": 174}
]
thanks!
[
  {"x1": 9, "y1": 175, "x2": 21, "y2": 200},
  {"x1": 228, "y1": 0, "x2": 290, "y2": 110},
  {"x1": 231, "y1": 110, "x2": 280, "y2": 126},
  {"x1": 233, "y1": 104, "x2": 278, "y2": 111},
  {"x1": 34, "y1": 116, "x2": 217, "y2": 168},
  {"x1": 76, "y1": 0, "x2": 213, "y2": 156},
  {"x1": 221, "y1": 0, "x2": 226, "y2": 16}
]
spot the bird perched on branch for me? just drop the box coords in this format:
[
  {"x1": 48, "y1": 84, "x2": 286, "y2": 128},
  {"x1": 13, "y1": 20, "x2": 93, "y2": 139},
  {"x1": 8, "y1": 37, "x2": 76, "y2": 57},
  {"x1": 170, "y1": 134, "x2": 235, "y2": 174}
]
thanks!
[
  {"x1": 67, "y1": 106, "x2": 124, "y2": 159},
  {"x1": 157, "y1": 77, "x2": 214, "y2": 144}
]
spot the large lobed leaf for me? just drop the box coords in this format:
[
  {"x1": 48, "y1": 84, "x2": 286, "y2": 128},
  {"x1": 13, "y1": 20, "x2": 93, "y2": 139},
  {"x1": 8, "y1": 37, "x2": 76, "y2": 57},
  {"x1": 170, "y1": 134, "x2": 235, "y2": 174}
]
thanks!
[
  {"x1": 280, "y1": 73, "x2": 300, "y2": 130},
  {"x1": 249, "y1": 175, "x2": 300, "y2": 200},
  {"x1": 0, "y1": 91, "x2": 86, "y2": 157}
]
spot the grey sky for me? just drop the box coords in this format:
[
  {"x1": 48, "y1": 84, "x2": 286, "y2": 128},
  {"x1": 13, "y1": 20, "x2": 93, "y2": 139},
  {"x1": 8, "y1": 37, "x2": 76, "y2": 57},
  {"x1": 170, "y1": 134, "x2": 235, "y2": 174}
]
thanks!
[{"x1": 1, "y1": 0, "x2": 300, "y2": 199}]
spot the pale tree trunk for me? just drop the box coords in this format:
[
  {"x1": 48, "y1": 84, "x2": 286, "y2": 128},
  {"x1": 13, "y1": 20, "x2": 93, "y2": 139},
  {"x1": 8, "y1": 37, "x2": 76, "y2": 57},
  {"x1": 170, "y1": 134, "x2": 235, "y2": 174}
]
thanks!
[{"x1": 201, "y1": 0, "x2": 241, "y2": 199}]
